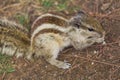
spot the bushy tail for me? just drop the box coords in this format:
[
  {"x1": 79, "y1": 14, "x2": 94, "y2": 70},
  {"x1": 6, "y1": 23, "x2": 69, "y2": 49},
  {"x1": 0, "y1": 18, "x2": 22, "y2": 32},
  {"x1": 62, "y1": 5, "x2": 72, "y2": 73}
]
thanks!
[
  {"x1": 0, "y1": 18, "x2": 30, "y2": 58},
  {"x1": 0, "y1": 18, "x2": 28, "y2": 33}
]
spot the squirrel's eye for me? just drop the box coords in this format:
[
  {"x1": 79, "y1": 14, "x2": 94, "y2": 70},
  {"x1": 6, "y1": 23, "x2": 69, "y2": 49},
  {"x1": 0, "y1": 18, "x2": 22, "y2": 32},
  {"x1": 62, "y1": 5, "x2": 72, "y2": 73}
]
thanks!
[{"x1": 88, "y1": 28, "x2": 94, "y2": 31}]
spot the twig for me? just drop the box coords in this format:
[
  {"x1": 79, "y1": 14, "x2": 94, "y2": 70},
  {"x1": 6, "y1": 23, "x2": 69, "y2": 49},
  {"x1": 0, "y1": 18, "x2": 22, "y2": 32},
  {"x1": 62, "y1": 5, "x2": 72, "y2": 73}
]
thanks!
[
  {"x1": 2, "y1": 72, "x2": 6, "y2": 80},
  {"x1": 67, "y1": 55, "x2": 120, "y2": 68},
  {"x1": 95, "y1": 0, "x2": 99, "y2": 14},
  {"x1": 2, "y1": 3, "x2": 21, "y2": 10}
]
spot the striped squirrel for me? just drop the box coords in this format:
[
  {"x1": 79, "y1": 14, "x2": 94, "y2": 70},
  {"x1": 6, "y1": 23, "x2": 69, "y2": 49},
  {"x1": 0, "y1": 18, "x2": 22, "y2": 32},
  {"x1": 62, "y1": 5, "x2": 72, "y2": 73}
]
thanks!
[
  {"x1": 30, "y1": 11, "x2": 105, "y2": 69},
  {"x1": 0, "y1": 11, "x2": 105, "y2": 69}
]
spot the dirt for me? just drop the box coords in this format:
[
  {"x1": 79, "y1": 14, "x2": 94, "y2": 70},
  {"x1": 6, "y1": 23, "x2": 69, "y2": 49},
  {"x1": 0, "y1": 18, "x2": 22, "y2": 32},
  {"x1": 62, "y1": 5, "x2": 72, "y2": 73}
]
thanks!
[{"x1": 0, "y1": 0, "x2": 120, "y2": 80}]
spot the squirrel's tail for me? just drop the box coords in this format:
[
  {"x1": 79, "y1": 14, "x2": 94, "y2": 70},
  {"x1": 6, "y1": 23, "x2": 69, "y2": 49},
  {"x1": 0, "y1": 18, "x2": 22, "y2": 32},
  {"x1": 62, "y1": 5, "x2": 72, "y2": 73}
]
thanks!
[
  {"x1": 0, "y1": 18, "x2": 28, "y2": 33},
  {"x1": 0, "y1": 18, "x2": 30, "y2": 58}
]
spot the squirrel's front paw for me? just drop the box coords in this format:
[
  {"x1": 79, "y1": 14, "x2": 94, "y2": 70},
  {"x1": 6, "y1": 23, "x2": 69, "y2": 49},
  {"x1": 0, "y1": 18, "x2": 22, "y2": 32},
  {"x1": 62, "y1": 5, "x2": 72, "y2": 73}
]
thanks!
[
  {"x1": 58, "y1": 62, "x2": 71, "y2": 69},
  {"x1": 47, "y1": 58, "x2": 71, "y2": 69}
]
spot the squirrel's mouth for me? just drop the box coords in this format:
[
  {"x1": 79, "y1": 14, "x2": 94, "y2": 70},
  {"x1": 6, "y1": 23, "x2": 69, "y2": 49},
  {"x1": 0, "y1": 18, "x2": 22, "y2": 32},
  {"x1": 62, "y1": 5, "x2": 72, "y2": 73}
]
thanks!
[
  {"x1": 95, "y1": 33, "x2": 106, "y2": 45},
  {"x1": 95, "y1": 31, "x2": 106, "y2": 43}
]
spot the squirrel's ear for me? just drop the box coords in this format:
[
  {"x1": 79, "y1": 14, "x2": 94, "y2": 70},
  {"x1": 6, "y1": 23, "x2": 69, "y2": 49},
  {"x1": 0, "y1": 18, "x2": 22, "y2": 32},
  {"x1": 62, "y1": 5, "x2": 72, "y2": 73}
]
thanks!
[
  {"x1": 75, "y1": 10, "x2": 87, "y2": 19},
  {"x1": 69, "y1": 10, "x2": 87, "y2": 28},
  {"x1": 77, "y1": 10, "x2": 85, "y2": 16},
  {"x1": 70, "y1": 10, "x2": 87, "y2": 21}
]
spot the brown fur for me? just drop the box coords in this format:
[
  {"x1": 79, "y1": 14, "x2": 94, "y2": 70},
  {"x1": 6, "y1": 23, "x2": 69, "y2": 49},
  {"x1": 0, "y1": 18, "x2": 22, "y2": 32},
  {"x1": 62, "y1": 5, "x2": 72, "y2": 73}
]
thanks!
[
  {"x1": 31, "y1": 16, "x2": 68, "y2": 33},
  {"x1": 0, "y1": 27, "x2": 30, "y2": 45}
]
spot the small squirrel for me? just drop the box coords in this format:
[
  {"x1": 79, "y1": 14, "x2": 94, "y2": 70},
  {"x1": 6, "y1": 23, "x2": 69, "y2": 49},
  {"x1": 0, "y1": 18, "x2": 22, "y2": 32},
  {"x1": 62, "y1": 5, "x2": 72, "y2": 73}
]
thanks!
[
  {"x1": 0, "y1": 11, "x2": 105, "y2": 69},
  {"x1": 30, "y1": 11, "x2": 105, "y2": 69}
]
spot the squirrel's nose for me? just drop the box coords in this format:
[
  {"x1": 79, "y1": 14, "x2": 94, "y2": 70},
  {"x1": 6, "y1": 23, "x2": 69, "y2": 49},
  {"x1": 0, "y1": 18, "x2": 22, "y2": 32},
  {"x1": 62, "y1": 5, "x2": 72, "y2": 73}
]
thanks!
[{"x1": 99, "y1": 31, "x2": 105, "y2": 38}]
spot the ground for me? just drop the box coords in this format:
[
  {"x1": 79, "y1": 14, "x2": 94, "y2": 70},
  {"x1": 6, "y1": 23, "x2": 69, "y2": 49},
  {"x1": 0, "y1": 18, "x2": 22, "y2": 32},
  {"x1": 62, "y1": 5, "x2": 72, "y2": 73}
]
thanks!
[{"x1": 0, "y1": 0, "x2": 120, "y2": 80}]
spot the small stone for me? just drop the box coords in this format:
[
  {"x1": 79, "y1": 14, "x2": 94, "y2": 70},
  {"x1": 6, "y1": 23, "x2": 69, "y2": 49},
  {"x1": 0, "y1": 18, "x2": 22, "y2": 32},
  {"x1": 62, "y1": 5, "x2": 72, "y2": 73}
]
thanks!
[
  {"x1": 45, "y1": 65, "x2": 48, "y2": 68},
  {"x1": 91, "y1": 62, "x2": 94, "y2": 65},
  {"x1": 94, "y1": 50, "x2": 98, "y2": 54},
  {"x1": 102, "y1": 41, "x2": 106, "y2": 45}
]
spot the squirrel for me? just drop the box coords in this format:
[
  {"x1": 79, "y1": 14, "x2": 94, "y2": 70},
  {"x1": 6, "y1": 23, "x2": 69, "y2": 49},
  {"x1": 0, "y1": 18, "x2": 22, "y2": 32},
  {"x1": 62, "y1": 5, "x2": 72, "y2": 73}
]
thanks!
[
  {"x1": 0, "y1": 11, "x2": 105, "y2": 69},
  {"x1": 30, "y1": 11, "x2": 105, "y2": 69}
]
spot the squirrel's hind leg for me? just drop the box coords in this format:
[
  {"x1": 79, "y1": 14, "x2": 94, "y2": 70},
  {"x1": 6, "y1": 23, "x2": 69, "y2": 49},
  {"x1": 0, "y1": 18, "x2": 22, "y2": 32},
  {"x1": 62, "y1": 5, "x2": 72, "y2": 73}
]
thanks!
[
  {"x1": 33, "y1": 34, "x2": 71, "y2": 69},
  {"x1": 43, "y1": 40, "x2": 71, "y2": 69}
]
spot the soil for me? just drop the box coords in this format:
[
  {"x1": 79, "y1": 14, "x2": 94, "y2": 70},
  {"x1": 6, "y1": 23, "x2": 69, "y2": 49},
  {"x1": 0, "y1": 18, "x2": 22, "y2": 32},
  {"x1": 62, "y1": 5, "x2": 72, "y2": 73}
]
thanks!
[{"x1": 0, "y1": 0, "x2": 120, "y2": 80}]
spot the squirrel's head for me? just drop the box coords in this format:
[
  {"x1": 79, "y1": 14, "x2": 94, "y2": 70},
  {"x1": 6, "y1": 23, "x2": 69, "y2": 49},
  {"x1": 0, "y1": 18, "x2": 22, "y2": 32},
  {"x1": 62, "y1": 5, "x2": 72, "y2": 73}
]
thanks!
[{"x1": 68, "y1": 10, "x2": 105, "y2": 49}]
